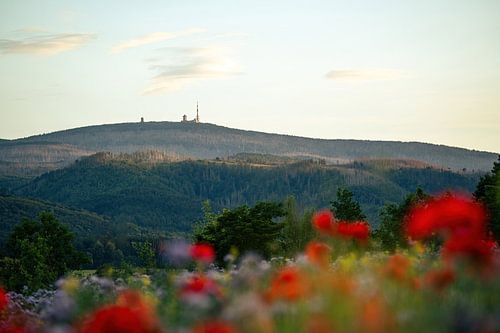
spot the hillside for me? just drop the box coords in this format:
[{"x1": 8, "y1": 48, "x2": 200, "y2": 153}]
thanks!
[
  {"x1": 0, "y1": 195, "x2": 113, "y2": 245},
  {"x1": 1, "y1": 121, "x2": 497, "y2": 173},
  {"x1": 13, "y1": 153, "x2": 481, "y2": 232}
]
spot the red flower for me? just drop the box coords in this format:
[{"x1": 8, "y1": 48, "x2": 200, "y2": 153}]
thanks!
[
  {"x1": 442, "y1": 237, "x2": 495, "y2": 265},
  {"x1": 190, "y1": 243, "x2": 216, "y2": 264},
  {"x1": 336, "y1": 221, "x2": 370, "y2": 241},
  {"x1": 180, "y1": 274, "x2": 221, "y2": 298},
  {"x1": 192, "y1": 320, "x2": 238, "y2": 333},
  {"x1": 0, "y1": 287, "x2": 8, "y2": 312},
  {"x1": 312, "y1": 210, "x2": 335, "y2": 235},
  {"x1": 422, "y1": 267, "x2": 455, "y2": 291},
  {"x1": 81, "y1": 290, "x2": 162, "y2": 333},
  {"x1": 405, "y1": 195, "x2": 487, "y2": 241},
  {"x1": 305, "y1": 241, "x2": 331, "y2": 267},
  {"x1": 80, "y1": 305, "x2": 160, "y2": 333},
  {"x1": 266, "y1": 266, "x2": 309, "y2": 302}
]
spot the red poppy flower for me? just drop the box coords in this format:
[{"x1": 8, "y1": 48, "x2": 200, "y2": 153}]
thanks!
[
  {"x1": 442, "y1": 237, "x2": 495, "y2": 265},
  {"x1": 0, "y1": 287, "x2": 8, "y2": 312},
  {"x1": 305, "y1": 241, "x2": 331, "y2": 267},
  {"x1": 180, "y1": 274, "x2": 221, "y2": 298},
  {"x1": 192, "y1": 320, "x2": 238, "y2": 333},
  {"x1": 190, "y1": 243, "x2": 216, "y2": 264},
  {"x1": 266, "y1": 266, "x2": 309, "y2": 302},
  {"x1": 312, "y1": 210, "x2": 335, "y2": 235},
  {"x1": 405, "y1": 195, "x2": 487, "y2": 241},
  {"x1": 421, "y1": 267, "x2": 455, "y2": 291},
  {"x1": 383, "y1": 254, "x2": 411, "y2": 282},
  {"x1": 80, "y1": 305, "x2": 160, "y2": 333},
  {"x1": 336, "y1": 221, "x2": 370, "y2": 241}
]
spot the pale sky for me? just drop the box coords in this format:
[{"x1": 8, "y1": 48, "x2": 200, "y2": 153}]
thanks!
[{"x1": 1, "y1": 0, "x2": 499, "y2": 152}]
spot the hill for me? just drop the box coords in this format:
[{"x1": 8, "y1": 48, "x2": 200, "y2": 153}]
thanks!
[
  {"x1": 1, "y1": 121, "x2": 497, "y2": 174},
  {"x1": 13, "y1": 153, "x2": 481, "y2": 232},
  {"x1": 0, "y1": 195, "x2": 114, "y2": 246}
]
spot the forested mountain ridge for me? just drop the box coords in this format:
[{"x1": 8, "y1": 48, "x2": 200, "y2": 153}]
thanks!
[
  {"x1": 11, "y1": 153, "x2": 481, "y2": 234},
  {"x1": 1, "y1": 121, "x2": 497, "y2": 172}
]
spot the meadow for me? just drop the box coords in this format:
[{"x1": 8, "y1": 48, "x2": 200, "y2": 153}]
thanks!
[{"x1": 1, "y1": 195, "x2": 498, "y2": 333}]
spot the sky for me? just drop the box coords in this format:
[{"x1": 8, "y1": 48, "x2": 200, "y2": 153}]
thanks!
[{"x1": 1, "y1": 0, "x2": 499, "y2": 152}]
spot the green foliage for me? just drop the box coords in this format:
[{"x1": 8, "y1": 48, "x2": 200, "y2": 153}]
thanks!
[
  {"x1": 474, "y1": 155, "x2": 500, "y2": 241},
  {"x1": 0, "y1": 212, "x2": 89, "y2": 292},
  {"x1": 330, "y1": 187, "x2": 366, "y2": 222},
  {"x1": 194, "y1": 201, "x2": 285, "y2": 263},
  {"x1": 375, "y1": 188, "x2": 430, "y2": 251},
  {"x1": 131, "y1": 241, "x2": 156, "y2": 268},
  {"x1": 279, "y1": 196, "x2": 315, "y2": 256}
]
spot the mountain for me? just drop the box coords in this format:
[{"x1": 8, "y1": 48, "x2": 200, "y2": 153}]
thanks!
[
  {"x1": 1, "y1": 121, "x2": 497, "y2": 175},
  {"x1": 13, "y1": 153, "x2": 481, "y2": 232}
]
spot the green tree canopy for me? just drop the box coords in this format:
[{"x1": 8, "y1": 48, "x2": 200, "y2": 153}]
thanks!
[
  {"x1": 0, "y1": 212, "x2": 89, "y2": 292},
  {"x1": 474, "y1": 155, "x2": 500, "y2": 241},
  {"x1": 330, "y1": 187, "x2": 366, "y2": 222},
  {"x1": 375, "y1": 188, "x2": 430, "y2": 251},
  {"x1": 194, "y1": 201, "x2": 285, "y2": 263}
]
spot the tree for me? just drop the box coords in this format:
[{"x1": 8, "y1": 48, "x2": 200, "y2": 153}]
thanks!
[
  {"x1": 474, "y1": 155, "x2": 500, "y2": 241},
  {"x1": 194, "y1": 201, "x2": 285, "y2": 263},
  {"x1": 279, "y1": 196, "x2": 315, "y2": 256},
  {"x1": 375, "y1": 188, "x2": 430, "y2": 251},
  {"x1": 330, "y1": 187, "x2": 366, "y2": 222},
  {"x1": 0, "y1": 212, "x2": 89, "y2": 292}
]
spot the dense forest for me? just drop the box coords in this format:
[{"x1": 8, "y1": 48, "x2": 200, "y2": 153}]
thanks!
[{"x1": 3, "y1": 153, "x2": 480, "y2": 233}]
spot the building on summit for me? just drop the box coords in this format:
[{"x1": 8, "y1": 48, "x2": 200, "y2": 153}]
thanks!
[{"x1": 182, "y1": 101, "x2": 200, "y2": 123}]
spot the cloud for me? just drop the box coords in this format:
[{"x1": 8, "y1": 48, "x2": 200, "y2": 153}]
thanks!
[
  {"x1": 111, "y1": 28, "x2": 205, "y2": 54},
  {"x1": 0, "y1": 33, "x2": 95, "y2": 55},
  {"x1": 325, "y1": 69, "x2": 405, "y2": 81},
  {"x1": 143, "y1": 46, "x2": 241, "y2": 95}
]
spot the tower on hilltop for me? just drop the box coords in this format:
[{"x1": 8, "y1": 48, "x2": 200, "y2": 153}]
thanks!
[
  {"x1": 195, "y1": 100, "x2": 200, "y2": 123},
  {"x1": 181, "y1": 101, "x2": 201, "y2": 123}
]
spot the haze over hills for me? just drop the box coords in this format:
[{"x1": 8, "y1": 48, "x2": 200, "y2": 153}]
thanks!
[{"x1": 0, "y1": 121, "x2": 497, "y2": 176}]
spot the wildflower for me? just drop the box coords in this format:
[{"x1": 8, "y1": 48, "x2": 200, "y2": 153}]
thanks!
[
  {"x1": 422, "y1": 267, "x2": 455, "y2": 291},
  {"x1": 442, "y1": 237, "x2": 495, "y2": 265},
  {"x1": 405, "y1": 195, "x2": 487, "y2": 241},
  {"x1": 312, "y1": 210, "x2": 335, "y2": 235},
  {"x1": 361, "y1": 295, "x2": 393, "y2": 333},
  {"x1": 190, "y1": 243, "x2": 216, "y2": 264},
  {"x1": 336, "y1": 221, "x2": 370, "y2": 241},
  {"x1": 383, "y1": 254, "x2": 411, "y2": 282},
  {"x1": 180, "y1": 274, "x2": 221, "y2": 299},
  {"x1": 265, "y1": 266, "x2": 309, "y2": 302},
  {"x1": 0, "y1": 287, "x2": 8, "y2": 312},
  {"x1": 80, "y1": 290, "x2": 162, "y2": 333},
  {"x1": 305, "y1": 241, "x2": 331, "y2": 267},
  {"x1": 192, "y1": 320, "x2": 238, "y2": 333}
]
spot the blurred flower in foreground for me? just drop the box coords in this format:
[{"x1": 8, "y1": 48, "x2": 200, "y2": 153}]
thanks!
[
  {"x1": 312, "y1": 210, "x2": 335, "y2": 235},
  {"x1": 190, "y1": 243, "x2": 216, "y2": 264},
  {"x1": 0, "y1": 286, "x2": 8, "y2": 311},
  {"x1": 305, "y1": 241, "x2": 331, "y2": 267},
  {"x1": 80, "y1": 290, "x2": 162, "y2": 333},
  {"x1": 160, "y1": 239, "x2": 191, "y2": 266},
  {"x1": 336, "y1": 221, "x2": 370, "y2": 242},
  {"x1": 265, "y1": 266, "x2": 309, "y2": 302},
  {"x1": 421, "y1": 267, "x2": 455, "y2": 292},
  {"x1": 405, "y1": 195, "x2": 487, "y2": 240},
  {"x1": 192, "y1": 320, "x2": 238, "y2": 333},
  {"x1": 405, "y1": 195, "x2": 495, "y2": 266}
]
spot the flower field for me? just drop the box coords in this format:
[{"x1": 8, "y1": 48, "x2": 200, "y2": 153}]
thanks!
[{"x1": 1, "y1": 195, "x2": 499, "y2": 333}]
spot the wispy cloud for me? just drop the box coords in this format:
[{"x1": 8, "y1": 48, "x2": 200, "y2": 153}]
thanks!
[
  {"x1": 0, "y1": 33, "x2": 95, "y2": 56},
  {"x1": 143, "y1": 46, "x2": 241, "y2": 95},
  {"x1": 325, "y1": 69, "x2": 406, "y2": 81},
  {"x1": 111, "y1": 28, "x2": 205, "y2": 54}
]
